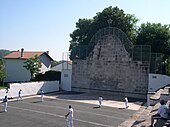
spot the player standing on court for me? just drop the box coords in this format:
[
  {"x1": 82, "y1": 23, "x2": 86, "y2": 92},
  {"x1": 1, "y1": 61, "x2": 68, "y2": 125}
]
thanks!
[
  {"x1": 3, "y1": 95, "x2": 8, "y2": 112},
  {"x1": 99, "y1": 96, "x2": 103, "y2": 107},
  {"x1": 124, "y1": 96, "x2": 129, "y2": 108},
  {"x1": 17, "y1": 89, "x2": 22, "y2": 101},
  {"x1": 40, "y1": 89, "x2": 44, "y2": 102},
  {"x1": 65, "y1": 105, "x2": 74, "y2": 127}
]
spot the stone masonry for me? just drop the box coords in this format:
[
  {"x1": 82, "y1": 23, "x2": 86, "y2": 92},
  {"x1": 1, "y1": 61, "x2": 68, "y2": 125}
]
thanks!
[{"x1": 71, "y1": 27, "x2": 149, "y2": 99}]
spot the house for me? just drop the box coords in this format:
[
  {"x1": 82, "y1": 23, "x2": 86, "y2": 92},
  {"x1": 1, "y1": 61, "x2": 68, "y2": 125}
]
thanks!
[{"x1": 3, "y1": 48, "x2": 53, "y2": 82}]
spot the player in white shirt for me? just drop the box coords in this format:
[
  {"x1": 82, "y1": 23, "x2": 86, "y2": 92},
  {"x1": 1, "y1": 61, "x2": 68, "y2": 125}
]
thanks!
[
  {"x1": 3, "y1": 95, "x2": 8, "y2": 112},
  {"x1": 99, "y1": 96, "x2": 103, "y2": 107},
  {"x1": 40, "y1": 89, "x2": 44, "y2": 102},
  {"x1": 65, "y1": 105, "x2": 73, "y2": 127},
  {"x1": 150, "y1": 99, "x2": 169, "y2": 127},
  {"x1": 124, "y1": 97, "x2": 129, "y2": 108}
]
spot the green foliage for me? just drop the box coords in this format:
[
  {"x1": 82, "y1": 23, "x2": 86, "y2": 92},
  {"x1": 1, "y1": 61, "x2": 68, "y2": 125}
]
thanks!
[
  {"x1": 92, "y1": 7, "x2": 138, "y2": 41},
  {"x1": 69, "y1": 6, "x2": 170, "y2": 75},
  {"x1": 32, "y1": 73, "x2": 44, "y2": 81},
  {"x1": 162, "y1": 57, "x2": 170, "y2": 75},
  {"x1": 0, "y1": 86, "x2": 7, "y2": 89},
  {"x1": 0, "y1": 59, "x2": 6, "y2": 82},
  {"x1": 135, "y1": 23, "x2": 170, "y2": 55},
  {"x1": 23, "y1": 55, "x2": 42, "y2": 80},
  {"x1": 51, "y1": 60, "x2": 62, "y2": 67},
  {"x1": 44, "y1": 70, "x2": 61, "y2": 81},
  {"x1": 33, "y1": 70, "x2": 61, "y2": 82},
  {"x1": 135, "y1": 23, "x2": 170, "y2": 74},
  {"x1": 166, "y1": 58, "x2": 170, "y2": 75},
  {"x1": 69, "y1": 6, "x2": 138, "y2": 59},
  {"x1": 0, "y1": 49, "x2": 10, "y2": 58}
]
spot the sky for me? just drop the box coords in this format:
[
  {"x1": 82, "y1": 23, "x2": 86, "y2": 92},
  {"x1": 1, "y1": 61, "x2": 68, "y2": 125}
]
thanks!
[{"x1": 0, "y1": 0, "x2": 170, "y2": 61}]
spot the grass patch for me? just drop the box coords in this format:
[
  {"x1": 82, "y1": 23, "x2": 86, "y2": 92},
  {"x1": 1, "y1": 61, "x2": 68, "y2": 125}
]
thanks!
[
  {"x1": 0, "y1": 82, "x2": 7, "y2": 89},
  {"x1": 0, "y1": 86, "x2": 7, "y2": 90}
]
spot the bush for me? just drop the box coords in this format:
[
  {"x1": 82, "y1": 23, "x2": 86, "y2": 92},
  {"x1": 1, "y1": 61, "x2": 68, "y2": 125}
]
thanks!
[
  {"x1": 44, "y1": 70, "x2": 61, "y2": 81},
  {"x1": 32, "y1": 73, "x2": 44, "y2": 81},
  {"x1": 33, "y1": 70, "x2": 61, "y2": 82}
]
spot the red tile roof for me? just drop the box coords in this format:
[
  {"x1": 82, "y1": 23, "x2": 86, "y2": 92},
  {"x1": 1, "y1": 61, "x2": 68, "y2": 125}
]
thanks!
[{"x1": 4, "y1": 51, "x2": 51, "y2": 60}]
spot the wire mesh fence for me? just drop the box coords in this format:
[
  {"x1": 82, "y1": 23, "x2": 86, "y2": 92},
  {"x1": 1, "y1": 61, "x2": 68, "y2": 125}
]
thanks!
[{"x1": 70, "y1": 27, "x2": 163, "y2": 74}]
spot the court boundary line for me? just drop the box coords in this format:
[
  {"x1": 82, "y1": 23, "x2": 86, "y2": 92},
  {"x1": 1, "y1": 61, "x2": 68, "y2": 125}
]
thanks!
[
  {"x1": 20, "y1": 100, "x2": 125, "y2": 120},
  {"x1": 0, "y1": 105, "x2": 112, "y2": 127}
]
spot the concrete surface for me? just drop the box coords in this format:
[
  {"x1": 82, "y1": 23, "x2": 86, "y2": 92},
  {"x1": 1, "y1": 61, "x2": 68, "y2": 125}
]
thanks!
[{"x1": 0, "y1": 91, "x2": 144, "y2": 127}]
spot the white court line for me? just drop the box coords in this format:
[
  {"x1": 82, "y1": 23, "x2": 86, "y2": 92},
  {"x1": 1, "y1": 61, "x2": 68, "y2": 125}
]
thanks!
[
  {"x1": 28, "y1": 96, "x2": 128, "y2": 118},
  {"x1": 20, "y1": 101, "x2": 124, "y2": 120},
  {"x1": 2, "y1": 105, "x2": 112, "y2": 127},
  {"x1": 46, "y1": 96, "x2": 139, "y2": 112}
]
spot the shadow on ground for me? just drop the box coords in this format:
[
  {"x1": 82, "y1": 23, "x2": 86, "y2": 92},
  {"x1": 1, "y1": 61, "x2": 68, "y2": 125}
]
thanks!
[
  {"x1": 131, "y1": 119, "x2": 146, "y2": 126},
  {"x1": 46, "y1": 91, "x2": 146, "y2": 106}
]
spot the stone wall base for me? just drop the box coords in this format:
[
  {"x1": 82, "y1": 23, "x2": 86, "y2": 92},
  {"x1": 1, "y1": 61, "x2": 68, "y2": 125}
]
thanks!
[{"x1": 72, "y1": 87, "x2": 147, "y2": 100}]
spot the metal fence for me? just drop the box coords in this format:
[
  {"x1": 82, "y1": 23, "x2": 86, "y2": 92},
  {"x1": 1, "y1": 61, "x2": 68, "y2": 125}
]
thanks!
[{"x1": 70, "y1": 27, "x2": 163, "y2": 74}]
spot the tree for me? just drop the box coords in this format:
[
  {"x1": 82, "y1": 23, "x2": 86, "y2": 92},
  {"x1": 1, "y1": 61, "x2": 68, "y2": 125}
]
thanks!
[
  {"x1": 135, "y1": 23, "x2": 170, "y2": 74},
  {"x1": 33, "y1": 70, "x2": 61, "y2": 82},
  {"x1": 0, "y1": 59, "x2": 6, "y2": 84},
  {"x1": 135, "y1": 23, "x2": 170, "y2": 55},
  {"x1": 69, "y1": 6, "x2": 139, "y2": 59},
  {"x1": 163, "y1": 57, "x2": 170, "y2": 75},
  {"x1": 0, "y1": 49, "x2": 10, "y2": 58},
  {"x1": 51, "y1": 60, "x2": 62, "y2": 67},
  {"x1": 23, "y1": 55, "x2": 42, "y2": 80}
]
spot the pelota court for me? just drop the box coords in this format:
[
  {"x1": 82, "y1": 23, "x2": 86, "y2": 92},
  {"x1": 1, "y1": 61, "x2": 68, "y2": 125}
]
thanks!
[{"x1": 0, "y1": 92, "x2": 142, "y2": 127}]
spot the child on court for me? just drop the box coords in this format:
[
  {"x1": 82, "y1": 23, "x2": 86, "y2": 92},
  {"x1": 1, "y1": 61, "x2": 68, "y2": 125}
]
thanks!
[
  {"x1": 99, "y1": 96, "x2": 103, "y2": 107},
  {"x1": 124, "y1": 96, "x2": 129, "y2": 108},
  {"x1": 40, "y1": 89, "x2": 44, "y2": 102},
  {"x1": 17, "y1": 89, "x2": 22, "y2": 101},
  {"x1": 3, "y1": 95, "x2": 8, "y2": 112}
]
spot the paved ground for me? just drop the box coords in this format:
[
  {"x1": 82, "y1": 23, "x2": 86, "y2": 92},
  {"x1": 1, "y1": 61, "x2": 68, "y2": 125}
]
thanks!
[{"x1": 0, "y1": 92, "x2": 144, "y2": 127}]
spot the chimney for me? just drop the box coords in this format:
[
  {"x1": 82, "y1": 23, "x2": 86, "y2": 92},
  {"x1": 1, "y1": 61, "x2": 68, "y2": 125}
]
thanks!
[
  {"x1": 46, "y1": 51, "x2": 49, "y2": 54},
  {"x1": 21, "y1": 48, "x2": 24, "y2": 57}
]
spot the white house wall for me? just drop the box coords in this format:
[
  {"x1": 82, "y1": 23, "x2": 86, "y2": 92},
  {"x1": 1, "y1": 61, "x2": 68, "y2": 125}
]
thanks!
[
  {"x1": 61, "y1": 70, "x2": 72, "y2": 91},
  {"x1": 0, "y1": 89, "x2": 7, "y2": 99},
  {"x1": 149, "y1": 73, "x2": 170, "y2": 92},
  {"x1": 4, "y1": 59, "x2": 31, "y2": 82},
  {"x1": 41, "y1": 63, "x2": 50, "y2": 74},
  {"x1": 4, "y1": 54, "x2": 52, "y2": 82}
]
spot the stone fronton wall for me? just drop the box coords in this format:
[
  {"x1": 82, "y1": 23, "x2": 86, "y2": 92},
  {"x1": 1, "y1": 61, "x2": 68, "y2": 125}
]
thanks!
[{"x1": 72, "y1": 30, "x2": 149, "y2": 99}]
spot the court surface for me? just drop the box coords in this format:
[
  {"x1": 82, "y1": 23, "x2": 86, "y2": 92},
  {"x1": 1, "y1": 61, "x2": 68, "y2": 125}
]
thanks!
[{"x1": 0, "y1": 93, "x2": 139, "y2": 127}]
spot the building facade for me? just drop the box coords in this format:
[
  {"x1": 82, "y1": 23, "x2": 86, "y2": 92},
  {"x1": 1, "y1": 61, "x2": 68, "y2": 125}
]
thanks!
[{"x1": 4, "y1": 49, "x2": 53, "y2": 82}]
